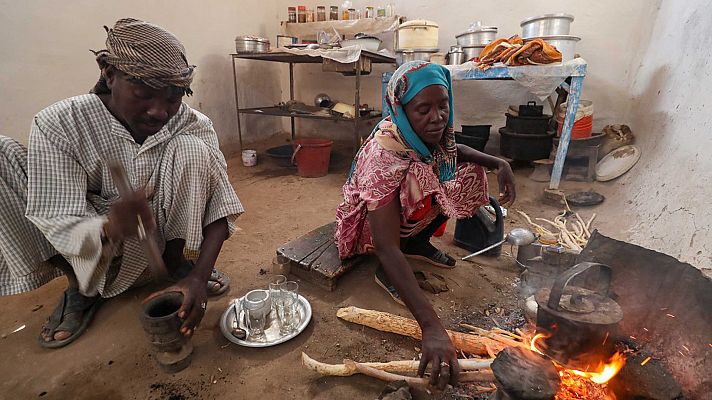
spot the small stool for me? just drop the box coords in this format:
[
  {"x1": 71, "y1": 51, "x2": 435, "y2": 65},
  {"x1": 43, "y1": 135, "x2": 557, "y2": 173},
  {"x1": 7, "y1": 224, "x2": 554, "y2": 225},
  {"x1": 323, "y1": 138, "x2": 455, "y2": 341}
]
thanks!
[{"x1": 562, "y1": 145, "x2": 599, "y2": 182}]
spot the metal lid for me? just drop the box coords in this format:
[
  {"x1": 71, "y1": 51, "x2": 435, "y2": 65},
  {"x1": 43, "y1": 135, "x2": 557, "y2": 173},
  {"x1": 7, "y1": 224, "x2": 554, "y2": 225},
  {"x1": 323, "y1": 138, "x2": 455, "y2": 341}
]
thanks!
[
  {"x1": 520, "y1": 13, "x2": 574, "y2": 26},
  {"x1": 524, "y1": 35, "x2": 581, "y2": 41},
  {"x1": 235, "y1": 35, "x2": 270, "y2": 44},
  {"x1": 398, "y1": 19, "x2": 439, "y2": 29},
  {"x1": 535, "y1": 287, "x2": 623, "y2": 325},
  {"x1": 455, "y1": 26, "x2": 497, "y2": 38}
]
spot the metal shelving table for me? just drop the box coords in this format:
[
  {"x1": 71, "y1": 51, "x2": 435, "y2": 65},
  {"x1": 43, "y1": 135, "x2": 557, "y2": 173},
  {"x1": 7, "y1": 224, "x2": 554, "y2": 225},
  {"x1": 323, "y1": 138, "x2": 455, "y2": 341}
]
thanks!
[
  {"x1": 231, "y1": 50, "x2": 396, "y2": 151},
  {"x1": 381, "y1": 60, "x2": 587, "y2": 190}
]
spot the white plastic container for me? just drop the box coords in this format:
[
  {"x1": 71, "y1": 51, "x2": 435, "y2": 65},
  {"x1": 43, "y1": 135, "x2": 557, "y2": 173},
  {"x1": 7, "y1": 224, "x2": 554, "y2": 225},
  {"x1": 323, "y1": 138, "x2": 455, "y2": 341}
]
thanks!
[
  {"x1": 242, "y1": 150, "x2": 257, "y2": 167},
  {"x1": 395, "y1": 20, "x2": 439, "y2": 51}
]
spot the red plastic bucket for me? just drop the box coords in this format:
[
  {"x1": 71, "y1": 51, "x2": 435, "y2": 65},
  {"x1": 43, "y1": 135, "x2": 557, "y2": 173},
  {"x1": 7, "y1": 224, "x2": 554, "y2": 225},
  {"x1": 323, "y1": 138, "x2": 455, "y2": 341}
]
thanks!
[
  {"x1": 291, "y1": 139, "x2": 333, "y2": 178},
  {"x1": 557, "y1": 114, "x2": 593, "y2": 139}
]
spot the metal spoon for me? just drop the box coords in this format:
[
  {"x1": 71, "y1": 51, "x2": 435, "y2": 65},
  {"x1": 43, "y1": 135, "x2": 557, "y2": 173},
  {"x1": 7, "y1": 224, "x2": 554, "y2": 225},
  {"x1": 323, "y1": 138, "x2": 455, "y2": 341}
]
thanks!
[
  {"x1": 462, "y1": 228, "x2": 536, "y2": 260},
  {"x1": 231, "y1": 299, "x2": 247, "y2": 340}
]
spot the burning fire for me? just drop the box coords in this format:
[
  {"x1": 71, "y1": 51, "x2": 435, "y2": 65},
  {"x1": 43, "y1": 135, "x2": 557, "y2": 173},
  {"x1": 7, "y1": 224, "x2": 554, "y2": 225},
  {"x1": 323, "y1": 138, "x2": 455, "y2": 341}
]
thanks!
[{"x1": 530, "y1": 333, "x2": 627, "y2": 399}]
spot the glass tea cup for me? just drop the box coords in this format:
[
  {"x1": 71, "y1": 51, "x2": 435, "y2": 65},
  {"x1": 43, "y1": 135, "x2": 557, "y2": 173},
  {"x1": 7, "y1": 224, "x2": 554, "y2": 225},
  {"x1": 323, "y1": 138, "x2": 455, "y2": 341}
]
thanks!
[
  {"x1": 268, "y1": 274, "x2": 287, "y2": 311},
  {"x1": 275, "y1": 281, "x2": 299, "y2": 334},
  {"x1": 243, "y1": 290, "x2": 269, "y2": 340}
]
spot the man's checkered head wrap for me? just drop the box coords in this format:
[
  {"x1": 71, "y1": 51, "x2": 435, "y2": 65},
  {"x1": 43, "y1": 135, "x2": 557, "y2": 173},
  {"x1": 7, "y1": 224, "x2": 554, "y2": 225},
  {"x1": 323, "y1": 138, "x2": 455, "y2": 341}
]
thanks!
[{"x1": 92, "y1": 18, "x2": 195, "y2": 95}]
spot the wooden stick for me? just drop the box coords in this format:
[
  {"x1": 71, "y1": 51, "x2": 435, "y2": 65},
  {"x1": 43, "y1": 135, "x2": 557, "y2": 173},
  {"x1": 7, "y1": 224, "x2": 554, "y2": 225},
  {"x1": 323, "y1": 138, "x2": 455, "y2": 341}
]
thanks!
[
  {"x1": 107, "y1": 161, "x2": 167, "y2": 277},
  {"x1": 459, "y1": 323, "x2": 522, "y2": 348},
  {"x1": 301, "y1": 352, "x2": 493, "y2": 377},
  {"x1": 348, "y1": 361, "x2": 495, "y2": 387},
  {"x1": 337, "y1": 307, "x2": 505, "y2": 356}
]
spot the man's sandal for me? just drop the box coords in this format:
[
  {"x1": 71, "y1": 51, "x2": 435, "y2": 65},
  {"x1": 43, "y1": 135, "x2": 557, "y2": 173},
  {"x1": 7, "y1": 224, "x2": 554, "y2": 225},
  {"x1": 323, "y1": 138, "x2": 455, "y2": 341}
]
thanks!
[{"x1": 38, "y1": 287, "x2": 102, "y2": 349}]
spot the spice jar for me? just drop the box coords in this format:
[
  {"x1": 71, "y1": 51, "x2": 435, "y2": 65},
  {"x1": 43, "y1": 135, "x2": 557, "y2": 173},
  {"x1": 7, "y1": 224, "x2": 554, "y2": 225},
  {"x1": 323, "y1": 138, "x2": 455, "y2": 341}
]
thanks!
[
  {"x1": 317, "y1": 6, "x2": 326, "y2": 21},
  {"x1": 348, "y1": 8, "x2": 356, "y2": 19},
  {"x1": 341, "y1": 1, "x2": 351, "y2": 19},
  {"x1": 377, "y1": 6, "x2": 386, "y2": 17},
  {"x1": 365, "y1": 6, "x2": 375, "y2": 18},
  {"x1": 330, "y1": 6, "x2": 339, "y2": 20},
  {"x1": 288, "y1": 7, "x2": 297, "y2": 23},
  {"x1": 306, "y1": 8, "x2": 315, "y2": 22},
  {"x1": 297, "y1": 6, "x2": 306, "y2": 23}
]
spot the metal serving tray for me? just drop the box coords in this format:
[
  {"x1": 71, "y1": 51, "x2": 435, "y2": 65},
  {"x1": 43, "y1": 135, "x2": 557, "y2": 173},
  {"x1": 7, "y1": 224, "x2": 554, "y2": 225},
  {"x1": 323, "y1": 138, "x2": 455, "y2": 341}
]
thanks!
[{"x1": 219, "y1": 294, "x2": 312, "y2": 347}]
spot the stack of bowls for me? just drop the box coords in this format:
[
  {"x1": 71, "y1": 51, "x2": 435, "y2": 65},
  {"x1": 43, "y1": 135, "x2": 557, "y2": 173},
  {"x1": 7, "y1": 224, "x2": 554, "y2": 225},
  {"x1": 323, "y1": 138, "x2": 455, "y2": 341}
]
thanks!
[
  {"x1": 455, "y1": 24, "x2": 498, "y2": 62},
  {"x1": 520, "y1": 13, "x2": 580, "y2": 62}
]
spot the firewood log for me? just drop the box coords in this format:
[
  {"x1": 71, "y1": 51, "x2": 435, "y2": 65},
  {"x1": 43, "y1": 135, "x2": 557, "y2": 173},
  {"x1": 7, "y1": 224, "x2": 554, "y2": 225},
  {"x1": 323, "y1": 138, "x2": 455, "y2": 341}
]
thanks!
[
  {"x1": 301, "y1": 352, "x2": 493, "y2": 376},
  {"x1": 336, "y1": 306, "x2": 508, "y2": 356}
]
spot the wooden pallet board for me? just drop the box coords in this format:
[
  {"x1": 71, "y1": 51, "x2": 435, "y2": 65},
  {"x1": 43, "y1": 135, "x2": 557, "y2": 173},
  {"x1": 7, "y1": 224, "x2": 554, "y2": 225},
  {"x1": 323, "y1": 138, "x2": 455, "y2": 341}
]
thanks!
[{"x1": 277, "y1": 222, "x2": 375, "y2": 291}]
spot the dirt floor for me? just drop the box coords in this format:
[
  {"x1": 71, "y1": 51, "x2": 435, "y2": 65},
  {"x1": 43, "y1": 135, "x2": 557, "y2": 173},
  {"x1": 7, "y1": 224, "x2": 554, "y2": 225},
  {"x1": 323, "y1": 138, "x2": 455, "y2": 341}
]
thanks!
[{"x1": 0, "y1": 136, "x2": 613, "y2": 400}]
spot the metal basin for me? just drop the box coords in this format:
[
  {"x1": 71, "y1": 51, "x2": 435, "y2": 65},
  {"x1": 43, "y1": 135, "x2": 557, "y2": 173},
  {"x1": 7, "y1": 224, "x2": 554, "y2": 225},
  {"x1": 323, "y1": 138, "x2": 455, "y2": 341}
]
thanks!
[
  {"x1": 521, "y1": 13, "x2": 574, "y2": 38},
  {"x1": 235, "y1": 36, "x2": 270, "y2": 53},
  {"x1": 525, "y1": 35, "x2": 581, "y2": 61}
]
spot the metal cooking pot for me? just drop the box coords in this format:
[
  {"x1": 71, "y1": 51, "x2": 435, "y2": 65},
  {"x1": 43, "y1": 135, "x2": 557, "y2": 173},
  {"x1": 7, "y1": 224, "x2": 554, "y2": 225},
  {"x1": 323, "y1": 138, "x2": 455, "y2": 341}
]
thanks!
[
  {"x1": 525, "y1": 35, "x2": 580, "y2": 62},
  {"x1": 235, "y1": 36, "x2": 270, "y2": 53},
  {"x1": 447, "y1": 46, "x2": 465, "y2": 65},
  {"x1": 314, "y1": 93, "x2": 332, "y2": 108},
  {"x1": 521, "y1": 13, "x2": 574, "y2": 38},
  {"x1": 535, "y1": 262, "x2": 623, "y2": 370},
  {"x1": 462, "y1": 45, "x2": 485, "y2": 61},
  {"x1": 456, "y1": 26, "x2": 497, "y2": 47},
  {"x1": 395, "y1": 49, "x2": 438, "y2": 66}
]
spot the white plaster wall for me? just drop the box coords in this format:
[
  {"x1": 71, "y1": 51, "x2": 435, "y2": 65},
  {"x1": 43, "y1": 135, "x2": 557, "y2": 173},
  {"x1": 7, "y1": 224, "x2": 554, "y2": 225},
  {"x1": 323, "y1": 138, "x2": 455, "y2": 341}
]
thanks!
[
  {"x1": 601, "y1": 0, "x2": 712, "y2": 270},
  {"x1": 0, "y1": 0, "x2": 282, "y2": 146},
  {"x1": 277, "y1": 0, "x2": 658, "y2": 142}
]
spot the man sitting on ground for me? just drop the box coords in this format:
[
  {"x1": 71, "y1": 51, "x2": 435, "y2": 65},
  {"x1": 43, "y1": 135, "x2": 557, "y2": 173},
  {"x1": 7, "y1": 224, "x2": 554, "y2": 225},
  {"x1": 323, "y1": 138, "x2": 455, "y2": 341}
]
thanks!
[{"x1": 0, "y1": 18, "x2": 244, "y2": 348}]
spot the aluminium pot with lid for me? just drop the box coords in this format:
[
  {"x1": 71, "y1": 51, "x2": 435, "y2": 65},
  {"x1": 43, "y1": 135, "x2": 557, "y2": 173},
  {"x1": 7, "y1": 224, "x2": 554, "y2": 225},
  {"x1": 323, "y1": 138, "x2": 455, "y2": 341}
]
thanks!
[
  {"x1": 447, "y1": 45, "x2": 465, "y2": 65},
  {"x1": 535, "y1": 262, "x2": 623, "y2": 370},
  {"x1": 456, "y1": 26, "x2": 498, "y2": 47},
  {"x1": 235, "y1": 36, "x2": 270, "y2": 53},
  {"x1": 395, "y1": 19, "x2": 439, "y2": 51}
]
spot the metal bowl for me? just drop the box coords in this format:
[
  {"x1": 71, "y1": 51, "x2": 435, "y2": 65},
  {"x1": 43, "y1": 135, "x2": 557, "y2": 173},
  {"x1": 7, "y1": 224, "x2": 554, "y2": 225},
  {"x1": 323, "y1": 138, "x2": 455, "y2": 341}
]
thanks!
[
  {"x1": 524, "y1": 35, "x2": 581, "y2": 62},
  {"x1": 520, "y1": 13, "x2": 574, "y2": 38}
]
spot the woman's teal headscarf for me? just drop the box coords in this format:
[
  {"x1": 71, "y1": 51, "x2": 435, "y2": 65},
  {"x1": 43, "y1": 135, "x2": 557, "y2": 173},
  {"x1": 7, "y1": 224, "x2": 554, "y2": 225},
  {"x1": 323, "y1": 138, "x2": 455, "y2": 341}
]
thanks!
[
  {"x1": 384, "y1": 61, "x2": 457, "y2": 182},
  {"x1": 347, "y1": 61, "x2": 457, "y2": 183}
]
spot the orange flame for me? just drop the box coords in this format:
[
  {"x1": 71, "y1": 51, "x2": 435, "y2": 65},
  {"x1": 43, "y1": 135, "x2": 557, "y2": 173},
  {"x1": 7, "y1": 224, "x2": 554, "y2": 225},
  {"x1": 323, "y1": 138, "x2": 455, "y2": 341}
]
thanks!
[{"x1": 529, "y1": 333, "x2": 626, "y2": 384}]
